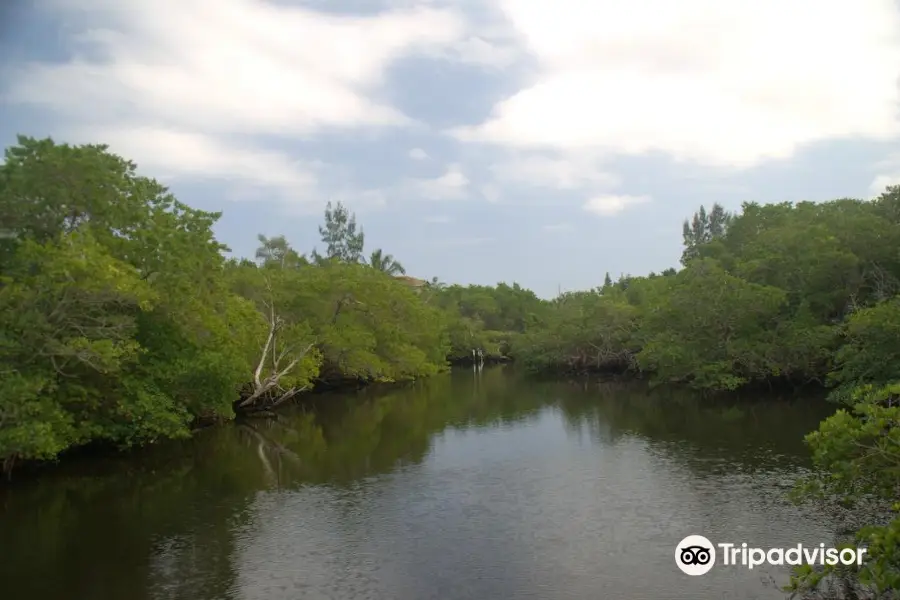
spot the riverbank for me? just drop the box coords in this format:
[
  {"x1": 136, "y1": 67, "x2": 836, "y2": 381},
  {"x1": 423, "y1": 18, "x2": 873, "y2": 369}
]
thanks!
[
  {"x1": 0, "y1": 368, "x2": 841, "y2": 600},
  {"x1": 1, "y1": 362, "x2": 825, "y2": 483},
  {"x1": 3, "y1": 136, "x2": 899, "y2": 593},
  {"x1": 6, "y1": 135, "x2": 899, "y2": 482},
  {"x1": 2, "y1": 369, "x2": 451, "y2": 482}
]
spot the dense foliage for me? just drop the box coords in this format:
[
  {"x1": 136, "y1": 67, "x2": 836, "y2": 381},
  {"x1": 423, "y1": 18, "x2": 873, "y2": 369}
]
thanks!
[
  {"x1": 2, "y1": 135, "x2": 898, "y2": 596},
  {"x1": 513, "y1": 195, "x2": 900, "y2": 393},
  {"x1": 0, "y1": 137, "x2": 454, "y2": 472},
  {"x1": 506, "y1": 192, "x2": 900, "y2": 597}
]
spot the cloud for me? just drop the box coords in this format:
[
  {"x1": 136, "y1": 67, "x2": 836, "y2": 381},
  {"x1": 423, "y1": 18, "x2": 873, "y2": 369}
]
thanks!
[
  {"x1": 445, "y1": 36, "x2": 521, "y2": 68},
  {"x1": 542, "y1": 223, "x2": 573, "y2": 232},
  {"x1": 81, "y1": 125, "x2": 317, "y2": 192},
  {"x1": 871, "y1": 154, "x2": 900, "y2": 196},
  {"x1": 583, "y1": 194, "x2": 650, "y2": 216},
  {"x1": 405, "y1": 163, "x2": 470, "y2": 199},
  {"x1": 409, "y1": 147, "x2": 429, "y2": 160},
  {"x1": 4, "y1": 0, "x2": 468, "y2": 200},
  {"x1": 479, "y1": 183, "x2": 502, "y2": 203},
  {"x1": 400, "y1": 0, "x2": 525, "y2": 68},
  {"x1": 871, "y1": 174, "x2": 900, "y2": 196},
  {"x1": 490, "y1": 154, "x2": 618, "y2": 189},
  {"x1": 424, "y1": 214, "x2": 453, "y2": 223},
  {"x1": 452, "y1": 0, "x2": 900, "y2": 168}
]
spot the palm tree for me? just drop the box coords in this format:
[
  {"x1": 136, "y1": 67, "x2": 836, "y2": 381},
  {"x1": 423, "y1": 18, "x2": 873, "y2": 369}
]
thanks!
[
  {"x1": 255, "y1": 234, "x2": 307, "y2": 268},
  {"x1": 368, "y1": 248, "x2": 406, "y2": 275}
]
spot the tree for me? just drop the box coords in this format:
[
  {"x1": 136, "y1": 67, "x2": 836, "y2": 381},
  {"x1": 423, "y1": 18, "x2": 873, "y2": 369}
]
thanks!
[
  {"x1": 0, "y1": 230, "x2": 157, "y2": 467},
  {"x1": 827, "y1": 298, "x2": 900, "y2": 401},
  {"x1": 603, "y1": 272, "x2": 613, "y2": 290},
  {"x1": 313, "y1": 201, "x2": 364, "y2": 263},
  {"x1": 513, "y1": 290, "x2": 639, "y2": 373},
  {"x1": 236, "y1": 277, "x2": 319, "y2": 412},
  {"x1": 368, "y1": 248, "x2": 406, "y2": 275},
  {"x1": 790, "y1": 382, "x2": 900, "y2": 597},
  {"x1": 636, "y1": 258, "x2": 786, "y2": 390},
  {"x1": 0, "y1": 136, "x2": 443, "y2": 473},
  {"x1": 708, "y1": 203, "x2": 731, "y2": 238},
  {"x1": 13, "y1": 131, "x2": 900, "y2": 595},
  {"x1": 0, "y1": 136, "x2": 263, "y2": 471},
  {"x1": 682, "y1": 203, "x2": 732, "y2": 264},
  {"x1": 255, "y1": 234, "x2": 307, "y2": 269}
]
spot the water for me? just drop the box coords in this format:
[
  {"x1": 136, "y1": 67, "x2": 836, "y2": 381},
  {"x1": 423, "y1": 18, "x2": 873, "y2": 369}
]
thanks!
[{"x1": 0, "y1": 367, "x2": 839, "y2": 600}]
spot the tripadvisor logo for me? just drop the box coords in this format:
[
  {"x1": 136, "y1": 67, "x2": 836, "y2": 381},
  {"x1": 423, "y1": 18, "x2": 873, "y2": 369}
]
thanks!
[
  {"x1": 676, "y1": 535, "x2": 716, "y2": 576},
  {"x1": 675, "y1": 535, "x2": 868, "y2": 576}
]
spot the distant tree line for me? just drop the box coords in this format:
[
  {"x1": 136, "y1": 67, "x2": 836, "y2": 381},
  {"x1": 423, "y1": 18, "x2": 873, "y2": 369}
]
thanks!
[{"x1": 1, "y1": 136, "x2": 898, "y2": 596}]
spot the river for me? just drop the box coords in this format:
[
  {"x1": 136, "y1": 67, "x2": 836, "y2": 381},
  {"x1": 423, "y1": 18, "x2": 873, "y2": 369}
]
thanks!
[{"x1": 0, "y1": 366, "x2": 839, "y2": 600}]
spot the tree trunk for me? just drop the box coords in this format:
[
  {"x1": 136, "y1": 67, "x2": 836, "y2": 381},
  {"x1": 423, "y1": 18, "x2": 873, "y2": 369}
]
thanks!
[{"x1": 237, "y1": 293, "x2": 315, "y2": 413}]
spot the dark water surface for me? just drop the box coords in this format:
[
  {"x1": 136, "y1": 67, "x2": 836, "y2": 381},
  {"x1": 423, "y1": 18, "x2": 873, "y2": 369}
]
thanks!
[{"x1": 0, "y1": 367, "x2": 839, "y2": 600}]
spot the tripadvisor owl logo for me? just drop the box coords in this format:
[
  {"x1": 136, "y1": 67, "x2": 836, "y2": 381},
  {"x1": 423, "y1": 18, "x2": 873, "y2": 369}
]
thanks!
[
  {"x1": 675, "y1": 534, "x2": 869, "y2": 575},
  {"x1": 675, "y1": 535, "x2": 716, "y2": 576}
]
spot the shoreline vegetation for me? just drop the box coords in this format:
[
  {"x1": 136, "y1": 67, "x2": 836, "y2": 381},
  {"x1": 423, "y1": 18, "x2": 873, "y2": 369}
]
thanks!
[{"x1": 2, "y1": 136, "x2": 900, "y2": 596}]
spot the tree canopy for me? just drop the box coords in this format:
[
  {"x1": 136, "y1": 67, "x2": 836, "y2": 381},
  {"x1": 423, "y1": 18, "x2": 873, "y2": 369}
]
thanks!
[
  {"x1": 2, "y1": 135, "x2": 900, "y2": 595},
  {"x1": 0, "y1": 137, "x2": 448, "y2": 472}
]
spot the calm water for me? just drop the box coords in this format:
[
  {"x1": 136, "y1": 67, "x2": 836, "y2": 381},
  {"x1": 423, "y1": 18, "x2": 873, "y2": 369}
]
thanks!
[{"x1": 0, "y1": 367, "x2": 839, "y2": 600}]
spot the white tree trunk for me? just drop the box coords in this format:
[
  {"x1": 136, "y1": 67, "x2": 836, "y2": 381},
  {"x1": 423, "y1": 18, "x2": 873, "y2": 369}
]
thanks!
[{"x1": 239, "y1": 296, "x2": 315, "y2": 411}]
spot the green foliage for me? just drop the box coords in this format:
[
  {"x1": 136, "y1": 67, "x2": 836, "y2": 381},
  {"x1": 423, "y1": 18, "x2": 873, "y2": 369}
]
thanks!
[
  {"x1": 368, "y1": 248, "x2": 406, "y2": 275},
  {"x1": 829, "y1": 299, "x2": 900, "y2": 403},
  {"x1": 513, "y1": 290, "x2": 639, "y2": 373},
  {"x1": 681, "y1": 202, "x2": 732, "y2": 264},
  {"x1": 636, "y1": 259, "x2": 787, "y2": 390},
  {"x1": 429, "y1": 281, "x2": 547, "y2": 360},
  {"x1": 313, "y1": 200, "x2": 365, "y2": 263},
  {"x1": 0, "y1": 137, "x2": 448, "y2": 471},
  {"x1": 790, "y1": 383, "x2": 900, "y2": 597},
  {"x1": 255, "y1": 234, "x2": 308, "y2": 269},
  {"x1": 519, "y1": 195, "x2": 900, "y2": 398},
  {"x1": 6, "y1": 134, "x2": 900, "y2": 593}
]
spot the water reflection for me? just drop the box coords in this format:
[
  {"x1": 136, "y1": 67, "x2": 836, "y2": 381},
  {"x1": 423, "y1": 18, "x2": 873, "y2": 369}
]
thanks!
[{"x1": 0, "y1": 367, "x2": 836, "y2": 600}]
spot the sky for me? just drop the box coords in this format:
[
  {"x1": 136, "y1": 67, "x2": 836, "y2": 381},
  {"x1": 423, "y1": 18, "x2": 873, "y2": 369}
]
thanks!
[{"x1": 2, "y1": 0, "x2": 900, "y2": 298}]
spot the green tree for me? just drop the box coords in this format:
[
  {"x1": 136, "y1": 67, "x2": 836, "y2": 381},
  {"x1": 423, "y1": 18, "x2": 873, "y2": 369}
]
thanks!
[
  {"x1": 313, "y1": 201, "x2": 365, "y2": 263},
  {"x1": 255, "y1": 234, "x2": 308, "y2": 269},
  {"x1": 603, "y1": 272, "x2": 613, "y2": 290},
  {"x1": 682, "y1": 203, "x2": 732, "y2": 265},
  {"x1": 368, "y1": 248, "x2": 406, "y2": 275},
  {"x1": 0, "y1": 136, "x2": 263, "y2": 470},
  {"x1": 828, "y1": 298, "x2": 900, "y2": 401},
  {"x1": 790, "y1": 383, "x2": 900, "y2": 598},
  {"x1": 636, "y1": 259, "x2": 786, "y2": 390},
  {"x1": 513, "y1": 289, "x2": 639, "y2": 373}
]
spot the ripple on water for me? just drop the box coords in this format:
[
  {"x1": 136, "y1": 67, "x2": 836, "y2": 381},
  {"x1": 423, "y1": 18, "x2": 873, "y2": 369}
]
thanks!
[
  {"x1": 0, "y1": 372, "x2": 838, "y2": 600},
  {"x1": 228, "y1": 412, "x2": 835, "y2": 600}
]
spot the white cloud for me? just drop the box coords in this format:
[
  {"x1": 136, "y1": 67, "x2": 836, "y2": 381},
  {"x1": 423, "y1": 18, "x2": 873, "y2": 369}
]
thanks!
[
  {"x1": 80, "y1": 126, "x2": 317, "y2": 193},
  {"x1": 447, "y1": 36, "x2": 521, "y2": 68},
  {"x1": 480, "y1": 183, "x2": 502, "y2": 203},
  {"x1": 870, "y1": 174, "x2": 900, "y2": 196},
  {"x1": 5, "y1": 0, "x2": 467, "y2": 200},
  {"x1": 453, "y1": 0, "x2": 900, "y2": 168},
  {"x1": 409, "y1": 147, "x2": 430, "y2": 160},
  {"x1": 871, "y1": 154, "x2": 900, "y2": 196},
  {"x1": 424, "y1": 214, "x2": 453, "y2": 223},
  {"x1": 490, "y1": 154, "x2": 618, "y2": 189},
  {"x1": 406, "y1": 163, "x2": 470, "y2": 200},
  {"x1": 583, "y1": 195, "x2": 650, "y2": 216}
]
